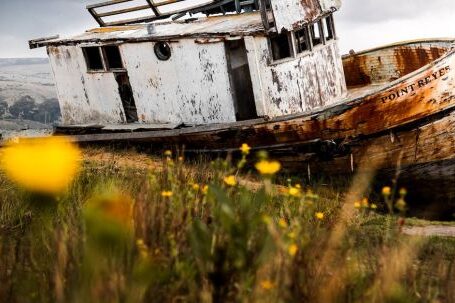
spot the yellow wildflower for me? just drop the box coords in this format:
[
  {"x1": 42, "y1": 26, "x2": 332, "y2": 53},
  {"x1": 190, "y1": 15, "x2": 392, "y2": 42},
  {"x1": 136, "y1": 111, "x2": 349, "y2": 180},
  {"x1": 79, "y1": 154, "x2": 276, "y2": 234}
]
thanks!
[
  {"x1": 240, "y1": 143, "x2": 251, "y2": 155},
  {"x1": 223, "y1": 175, "x2": 237, "y2": 187},
  {"x1": 255, "y1": 160, "x2": 281, "y2": 176},
  {"x1": 178, "y1": 156, "x2": 184, "y2": 162},
  {"x1": 362, "y1": 198, "x2": 369, "y2": 208},
  {"x1": 395, "y1": 198, "x2": 407, "y2": 211},
  {"x1": 288, "y1": 244, "x2": 298, "y2": 256},
  {"x1": 399, "y1": 188, "x2": 408, "y2": 196},
  {"x1": 295, "y1": 184, "x2": 302, "y2": 189},
  {"x1": 202, "y1": 185, "x2": 209, "y2": 195},
  {"x1": 278, "y1": 218, "x2": 288, "y2": 229},
  {"x1": 315, "y1": 212, "x2": 324, "y2": 220},
  {"x1": 260, "y1": 280, "x2": 275, "y2": 290},
  {"x1": 288, "y1": 187, "x2": 301, "y2": 197},
  {"x1": 192, "y1": 183, "x2": 200, "y2": 191},
  {"x1": 382, "y1": 186, "x2": 392, "y2": 196},
  {"x1": 161, "y1": 191, "x2": 173, "y2": 198},
  {"x1": 370, "y1": 203, "x2": 378, "y2": 210},
  {"x1": 0, "y1": 137, "x2": 81, "y2": 194},
  {"x1": 262, "y1": 215, "x2": 272, "y2": 225},
  {"x1": 354, "y1": 201, "x2": 361, "y2": 209},
  {"x1": 164, "y1": 150, "x2": 172, "y2": 157}
]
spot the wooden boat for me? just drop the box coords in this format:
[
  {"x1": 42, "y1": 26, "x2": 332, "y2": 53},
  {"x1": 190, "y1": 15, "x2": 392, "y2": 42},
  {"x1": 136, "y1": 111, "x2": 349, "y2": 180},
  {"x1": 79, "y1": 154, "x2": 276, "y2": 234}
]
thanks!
[{"x1": 27, "y1": 0, "x2": 455, "y2": 214}]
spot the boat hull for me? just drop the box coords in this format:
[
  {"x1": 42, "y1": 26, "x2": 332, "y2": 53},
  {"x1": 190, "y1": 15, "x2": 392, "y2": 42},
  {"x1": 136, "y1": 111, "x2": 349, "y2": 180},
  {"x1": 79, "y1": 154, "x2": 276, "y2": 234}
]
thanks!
[{"x1": 51, "y1": 40, "x2": 455, "y2": 211}]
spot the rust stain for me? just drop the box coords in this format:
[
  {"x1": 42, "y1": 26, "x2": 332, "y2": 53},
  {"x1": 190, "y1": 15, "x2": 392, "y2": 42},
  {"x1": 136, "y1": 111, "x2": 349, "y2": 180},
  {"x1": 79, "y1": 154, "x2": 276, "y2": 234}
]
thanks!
[
  {"x1": 342, "y1": 55, "x2": 371, "y2": 87},
  {"x1": 87, "y1": 25, "x2": 144, "y2": 33}
]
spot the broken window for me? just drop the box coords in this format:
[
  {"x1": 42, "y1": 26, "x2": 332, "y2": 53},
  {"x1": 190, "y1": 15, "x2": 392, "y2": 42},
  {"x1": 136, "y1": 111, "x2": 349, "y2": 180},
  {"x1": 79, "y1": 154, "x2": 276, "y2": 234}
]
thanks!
[
  {"x1": 310, "y1": 21, "x2": 323, "y2": 47},
  {"x1": 270, "y1": 32, "x2": 292, "y2": 61},
  {"x1": 83, "y1": 47, "x2": 104, "y2": 71},
  {"x1": 324, "y1": 15, "x2": 336, "y2": 41},
  {"x1": 103, "y1": 45, "x2": 124, "y2": 70},
  {"x1": 295, "y1": 26, "x2": 311, "y2": 54}
]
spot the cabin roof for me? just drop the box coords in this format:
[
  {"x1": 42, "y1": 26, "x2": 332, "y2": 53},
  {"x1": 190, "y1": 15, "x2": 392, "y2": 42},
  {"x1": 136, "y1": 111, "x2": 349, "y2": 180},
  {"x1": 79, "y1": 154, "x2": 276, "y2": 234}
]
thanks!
[{"x1": 36, "y1": 12, "x2": 265, "y2": 47}]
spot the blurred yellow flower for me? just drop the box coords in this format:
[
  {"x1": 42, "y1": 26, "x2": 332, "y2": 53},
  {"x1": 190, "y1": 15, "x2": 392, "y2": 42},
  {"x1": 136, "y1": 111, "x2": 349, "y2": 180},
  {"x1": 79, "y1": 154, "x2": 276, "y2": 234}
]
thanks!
[
  {"x1": 224, "y1": 175, "x2": 237, "y2": 187},
  {"x1": 255, "y1": 160, "x2": 281, "y2": 176},
  {"x1": 278, "y1": 218, "x2": 288, "y2": 229},
  {"x1": 178, "y1": 156, "x2": 184, "y2": 162},
  {"x1": 164, "y1": 150, "x2": 172, "y2": 157},
  {"x1": 192, "y1": 183, "x2": 200, "y2": 191},
  {"x1": 370, "y1": 203, "x2": 378, "y2": 210},
  {"x1": 382, "y1": 186, "x2": 392, "y2": 196},
  {"x1": 202, "y1": 185, "x2": 209, "y2": 195},
  {"x1": 315, "y1": 212, "x2": 324, "y2": 220},
  {"x1": 288, "y1": 244, "x2": 298, "y2": 256},
  {"x1": 260, "y1": 280, "x2": 275, "y2": 290},
  {"x1": 289, "y1": 187, "x2": 301, "y2": 197},
  {"x1": 161, "y1": 191, "x2": 173, "y2": 198},
  {"x1": 0, "y1": 137, "x2": 81, "y2": 194},
  {"x1": 362, "y1": 198, "x2": 369, "y2": 208},
  {"x1": 240, "y1": 143, "x2": 251, "y2": 155},
  {"x1": 399, "y1": 188, "x2": 408, "y2": 197},
  {"x1": 354, "y1": 201, "x2": 361, "y2": 209}
]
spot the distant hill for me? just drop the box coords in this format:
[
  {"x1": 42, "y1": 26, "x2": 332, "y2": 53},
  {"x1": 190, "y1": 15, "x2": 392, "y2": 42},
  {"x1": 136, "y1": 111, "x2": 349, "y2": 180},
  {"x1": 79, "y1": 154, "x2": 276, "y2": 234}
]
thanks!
[{"x1": 0, "y1": 58, "x2": 57, "y2": 105}]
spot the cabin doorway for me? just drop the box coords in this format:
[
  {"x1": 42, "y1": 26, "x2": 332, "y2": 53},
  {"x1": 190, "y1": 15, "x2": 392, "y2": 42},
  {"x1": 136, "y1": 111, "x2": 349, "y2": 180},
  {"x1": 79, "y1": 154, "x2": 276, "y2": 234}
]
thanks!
[
  {"x1": 114, "y1": 72, "x2": 138, "y2": 123},
  {"x1": 226, "y1": 40, "x2": 257, "y2": 121}
]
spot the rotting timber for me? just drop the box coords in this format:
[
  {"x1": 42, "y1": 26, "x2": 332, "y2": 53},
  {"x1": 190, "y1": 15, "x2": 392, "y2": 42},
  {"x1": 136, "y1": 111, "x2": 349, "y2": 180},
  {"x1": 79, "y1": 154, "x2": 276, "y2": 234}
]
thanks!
[{"x1": 25, "y1": 0, "x2": 455, "y2": 213}]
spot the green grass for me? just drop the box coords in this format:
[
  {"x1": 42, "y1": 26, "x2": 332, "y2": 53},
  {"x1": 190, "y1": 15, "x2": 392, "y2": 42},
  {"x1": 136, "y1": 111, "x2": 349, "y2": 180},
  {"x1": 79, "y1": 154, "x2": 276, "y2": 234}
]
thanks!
[{"x1": 0, "y1": 149, "x2": 454, "y2": 303}]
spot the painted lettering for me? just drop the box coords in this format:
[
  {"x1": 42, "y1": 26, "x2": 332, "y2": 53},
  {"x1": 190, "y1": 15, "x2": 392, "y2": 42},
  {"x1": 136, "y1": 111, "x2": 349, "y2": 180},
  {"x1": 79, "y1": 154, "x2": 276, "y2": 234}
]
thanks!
[{"x1": 380, "y1": 65, "x2": 449, "y2": 102}]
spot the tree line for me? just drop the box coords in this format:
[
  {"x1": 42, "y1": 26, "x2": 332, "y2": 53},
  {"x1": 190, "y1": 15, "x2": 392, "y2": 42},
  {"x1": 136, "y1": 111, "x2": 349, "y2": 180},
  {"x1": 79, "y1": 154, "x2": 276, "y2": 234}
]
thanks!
[{"x1": 0, "y1": 96, "x2": 61, "y2": 124}]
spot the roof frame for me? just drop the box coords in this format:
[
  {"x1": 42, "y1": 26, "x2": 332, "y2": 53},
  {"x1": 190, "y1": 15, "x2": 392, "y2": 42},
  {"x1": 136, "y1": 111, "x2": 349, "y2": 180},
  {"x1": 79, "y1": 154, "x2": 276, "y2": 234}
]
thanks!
[{"x1": 87, "y1": 0, "x2": 261, "y2": 27}]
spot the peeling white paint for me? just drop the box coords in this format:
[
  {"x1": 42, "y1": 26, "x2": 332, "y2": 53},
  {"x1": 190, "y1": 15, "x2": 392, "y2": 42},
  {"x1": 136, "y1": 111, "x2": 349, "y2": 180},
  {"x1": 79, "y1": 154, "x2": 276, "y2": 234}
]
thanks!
[
  {"x1": 245, "y1": 38, "x2": 346, "y2": 118},
  {"x1": 270, "y1": 0, "x2": 341, "y2": 32},
  {"x1": 48, "y1": 46, "x2": 126, "y2": 124},
  {"x1": 121, "y1": 40, "x2": 236, "y2": 124}
]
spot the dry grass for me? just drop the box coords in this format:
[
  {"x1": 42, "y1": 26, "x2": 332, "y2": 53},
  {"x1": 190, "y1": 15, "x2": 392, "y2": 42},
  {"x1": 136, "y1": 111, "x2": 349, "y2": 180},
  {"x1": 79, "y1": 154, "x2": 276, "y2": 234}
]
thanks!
[{"x1": 0, "y1": 147, "x2": 454, "y2": 303}]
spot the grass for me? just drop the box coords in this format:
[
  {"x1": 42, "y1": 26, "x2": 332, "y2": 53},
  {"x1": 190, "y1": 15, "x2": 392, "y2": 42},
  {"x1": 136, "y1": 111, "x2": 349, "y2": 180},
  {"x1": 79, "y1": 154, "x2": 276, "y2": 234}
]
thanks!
[{"x1": 0, "y1": 147, "x2": 454, "y2": 303}]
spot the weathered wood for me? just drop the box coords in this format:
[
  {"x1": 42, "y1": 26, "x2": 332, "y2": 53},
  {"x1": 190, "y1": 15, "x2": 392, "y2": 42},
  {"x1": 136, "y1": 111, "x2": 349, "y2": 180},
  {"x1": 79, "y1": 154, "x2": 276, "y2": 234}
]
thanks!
[{"x1": 64, "y1": 42, "x2": 455, "y2": 151}]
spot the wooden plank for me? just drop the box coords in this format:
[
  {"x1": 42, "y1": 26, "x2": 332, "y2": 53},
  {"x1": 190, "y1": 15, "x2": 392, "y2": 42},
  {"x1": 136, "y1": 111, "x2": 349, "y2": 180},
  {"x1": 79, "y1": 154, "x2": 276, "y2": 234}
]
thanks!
[
  {"x1": 97, "y1": 5, "x2": 152, "y2": 17},
  {"x1": 87, "y1": 0, "x2": 133, "y2": 10}
]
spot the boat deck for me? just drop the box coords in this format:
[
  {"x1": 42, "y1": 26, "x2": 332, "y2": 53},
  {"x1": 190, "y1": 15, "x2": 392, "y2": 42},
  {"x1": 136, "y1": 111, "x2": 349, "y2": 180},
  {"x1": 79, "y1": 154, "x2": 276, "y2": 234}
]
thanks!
[{"x1": 346, "y1": 83, "x2": 387, "y2": 100}]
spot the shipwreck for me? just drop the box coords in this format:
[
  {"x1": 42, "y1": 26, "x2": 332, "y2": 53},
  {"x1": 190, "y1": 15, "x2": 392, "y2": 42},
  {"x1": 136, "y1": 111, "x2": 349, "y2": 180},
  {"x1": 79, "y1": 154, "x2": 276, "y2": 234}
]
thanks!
[{"x1": 29, "y1": 0, "x2": 455, "y2": 214}]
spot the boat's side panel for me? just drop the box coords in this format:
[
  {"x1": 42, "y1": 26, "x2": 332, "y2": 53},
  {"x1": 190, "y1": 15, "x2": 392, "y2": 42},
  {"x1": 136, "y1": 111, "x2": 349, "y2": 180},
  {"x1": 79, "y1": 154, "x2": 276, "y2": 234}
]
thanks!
[
  {"x1": 120, "y1": 40, "x2": 237, "y2": 124},
  {"x1": 47, "y1": 45, "x2": 126, "y2": 124},
  {"x1": 343, "y1": 41, "x2": 451, "y2": 87},
  {"x1": 269, "y1": 0, "x2": 341, "y2": 32},
  {"x1": 245, "y1": 37, "x2": 346, "y2": 118}
]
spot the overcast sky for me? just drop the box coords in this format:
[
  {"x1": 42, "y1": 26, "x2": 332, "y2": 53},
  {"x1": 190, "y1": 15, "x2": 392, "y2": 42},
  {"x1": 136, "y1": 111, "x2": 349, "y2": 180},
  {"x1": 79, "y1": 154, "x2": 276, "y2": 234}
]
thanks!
[{"x1": 0, "y1": 0, "x2": 454, "y2": 58}]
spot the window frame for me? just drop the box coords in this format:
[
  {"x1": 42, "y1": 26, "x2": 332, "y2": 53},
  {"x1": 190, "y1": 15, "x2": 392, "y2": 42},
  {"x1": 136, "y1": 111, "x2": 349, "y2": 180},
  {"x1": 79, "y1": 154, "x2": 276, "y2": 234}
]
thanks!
[
  {"x1": 269, "y1": 31, "x2": 294, "y2": 62},
  {"x1": 82, "y1": 46, "x2": 105, "y2": 72},
  {"x1": 82, "y1": 44, "x2": 126, "y2": 73},
  {"x1": 102, "y1": 45, "x2": 125, "y2": 71}
]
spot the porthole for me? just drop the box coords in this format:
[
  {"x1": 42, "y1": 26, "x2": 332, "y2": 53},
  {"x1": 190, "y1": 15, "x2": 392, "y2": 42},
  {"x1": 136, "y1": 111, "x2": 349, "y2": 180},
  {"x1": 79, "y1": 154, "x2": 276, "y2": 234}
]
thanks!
[{"x1": 154, "y1": 42, "x2": 171, "y2": 61}]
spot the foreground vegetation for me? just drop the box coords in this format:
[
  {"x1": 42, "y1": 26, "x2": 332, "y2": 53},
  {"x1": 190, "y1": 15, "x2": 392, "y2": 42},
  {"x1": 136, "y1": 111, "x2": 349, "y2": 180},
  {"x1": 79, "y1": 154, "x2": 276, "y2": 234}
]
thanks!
[{"x1": 0, "y1": 142, "x2": 454, "y2": 303}]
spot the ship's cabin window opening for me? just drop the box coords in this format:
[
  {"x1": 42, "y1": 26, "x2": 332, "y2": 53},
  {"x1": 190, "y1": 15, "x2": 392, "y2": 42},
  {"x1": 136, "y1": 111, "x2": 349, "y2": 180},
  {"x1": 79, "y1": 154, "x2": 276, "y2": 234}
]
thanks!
[
  {"x1": 310, "y1": 21, "x2": 323, "y2": 47},
  {"x1": 324, "y1": 14, "x2": 336, "y2": 41},
  {"x1": 103, "y1": 45, "x2": 123, "y2": 70},
  {"x1": 83, "y1": 47, "x2": 104, "y2": 71},
  {"x1": 295, "y1": 26, "x2": 311, "y2": 54},
  {"x1": 270, "y1": 31, "x2": 293, "y2": 61}
]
